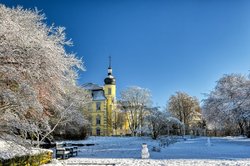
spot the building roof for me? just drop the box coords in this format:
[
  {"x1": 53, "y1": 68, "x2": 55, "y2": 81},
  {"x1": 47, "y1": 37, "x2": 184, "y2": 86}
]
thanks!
[
  {"x1": 92, "y1": 89, "x2": 106, "y2": 101},
  {"x1": 82, "y1": 83, "x2": 106, "y2": 101},
  {"x1": 82, "y1": 83, "x2": 103, "y2": 90},
  {"x1": 104, "y1": 75, "x2": 116, "y2": 85}
]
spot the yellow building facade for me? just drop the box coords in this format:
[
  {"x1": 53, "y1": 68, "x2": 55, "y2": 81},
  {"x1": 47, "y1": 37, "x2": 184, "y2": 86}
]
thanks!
[{"x1": 83, "y1": 58, "x2": 129, "y2": 136}]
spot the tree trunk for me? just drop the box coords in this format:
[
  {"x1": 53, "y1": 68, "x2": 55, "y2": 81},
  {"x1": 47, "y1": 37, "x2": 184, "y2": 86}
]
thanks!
[{"x1": 238, "y1": 122, "x2": 244, "y2": 135}]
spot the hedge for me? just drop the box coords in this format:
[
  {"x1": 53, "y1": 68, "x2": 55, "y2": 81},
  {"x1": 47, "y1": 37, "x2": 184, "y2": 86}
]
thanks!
[{"x1": 0, "y1": 150, "x2": 52, "y2": 166}]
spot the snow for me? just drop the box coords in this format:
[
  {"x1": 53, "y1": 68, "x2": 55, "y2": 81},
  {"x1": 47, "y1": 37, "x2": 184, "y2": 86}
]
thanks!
[
  {"x1": 0, "y1": 139, "x2": 52, "y2": 160},
  {"x1": 82, "y1": 83, "x2": 103, "y2": 90},
  {"x1": 46, "y1": 158, "x2": 250, "y2": 166},
  {"x1": 82, "y1": 82, "x2": 106, "y2": 101},
  {"x1": 92, "y1": 90, "x2": 106, "y2": 101},
  {"x1": 44, "y1": 136, "x2": 250, "y2": 166}
]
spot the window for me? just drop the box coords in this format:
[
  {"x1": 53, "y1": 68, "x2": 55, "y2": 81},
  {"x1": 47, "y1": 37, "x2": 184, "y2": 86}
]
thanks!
[
  {"x1": 96, "y1": 115, "x2": 101, "y2": 125},
  {"x1": 108, "y1": 88, "x2": 112, "y2": 95},
  {"x1": 96, "y1": 128, "x2": 101, "y2": 136},
  {"x1": 96, "y1": 102, "x2": 101, "y2": 110}
]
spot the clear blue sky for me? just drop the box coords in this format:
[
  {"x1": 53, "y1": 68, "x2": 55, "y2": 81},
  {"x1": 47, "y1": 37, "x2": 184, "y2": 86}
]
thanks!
[{"x1": 2, "y1": 0, "x2": 250, "y2": 107}]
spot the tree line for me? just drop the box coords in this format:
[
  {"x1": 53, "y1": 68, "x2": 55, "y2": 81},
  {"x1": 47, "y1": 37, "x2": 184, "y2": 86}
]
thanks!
[
  {"x1": 118, "y1": 87, "x2": 203, "y2": 139},
  {"x1": 119, "y1": 73, "x2": 250, "y2": 139}
]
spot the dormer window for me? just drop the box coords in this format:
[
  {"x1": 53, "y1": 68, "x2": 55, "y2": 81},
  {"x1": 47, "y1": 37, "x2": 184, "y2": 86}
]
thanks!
[{"x1": 96, "y1": 102, "x2": 101, "y2": 110}]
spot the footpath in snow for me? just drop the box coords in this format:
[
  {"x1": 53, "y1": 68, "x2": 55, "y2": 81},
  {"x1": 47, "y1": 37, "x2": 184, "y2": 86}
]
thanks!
[{"x1": 44, "y1": 136, "x2": 250, "y2": 166}]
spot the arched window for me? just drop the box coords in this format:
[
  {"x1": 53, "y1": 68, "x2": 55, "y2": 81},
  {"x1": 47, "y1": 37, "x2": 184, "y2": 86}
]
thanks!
[{"x1": 96, "y1": 115, "x2": 101, "y2": 125}]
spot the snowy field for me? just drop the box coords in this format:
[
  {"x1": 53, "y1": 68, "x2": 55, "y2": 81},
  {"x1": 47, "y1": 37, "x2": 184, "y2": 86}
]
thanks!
[{"x1": 45, "y1": 136, "x2": 250, "y2": 166}]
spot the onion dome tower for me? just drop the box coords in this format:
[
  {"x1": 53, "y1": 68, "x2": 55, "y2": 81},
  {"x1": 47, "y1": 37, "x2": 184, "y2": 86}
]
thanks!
[{"x1": 104, "y1": 56, "x2": 116, "y2": 85}]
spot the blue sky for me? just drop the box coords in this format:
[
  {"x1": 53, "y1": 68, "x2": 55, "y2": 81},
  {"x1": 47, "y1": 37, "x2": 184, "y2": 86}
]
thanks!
[{"x1": 2, "y1": 0, "x2": 250, "y2": 107}]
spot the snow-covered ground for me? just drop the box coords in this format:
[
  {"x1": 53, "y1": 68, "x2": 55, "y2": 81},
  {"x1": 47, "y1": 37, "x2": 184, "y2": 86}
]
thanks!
[
  {"x1": 0, "y1": 138, "x2": 52, "y2": 160},
  {"x1": 44, "y1": 136, "x2": 250, "y2": 165}
]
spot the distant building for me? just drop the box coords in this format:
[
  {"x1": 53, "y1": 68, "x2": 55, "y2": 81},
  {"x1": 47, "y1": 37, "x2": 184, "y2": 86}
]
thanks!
[{"x1": 82, "y1": 58, "x2": 129, "y2": 136}]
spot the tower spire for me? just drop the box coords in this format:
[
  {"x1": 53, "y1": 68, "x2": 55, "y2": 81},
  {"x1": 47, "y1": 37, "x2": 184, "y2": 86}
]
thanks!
[
  {"x1": 108, "y1": 56, "x2": 112, "y2": 76},
  {"x1": 104, "y1": 56, "x2": 116, "y2": 85},
  {"x1": 109, "y1": 56, "x2": 111, "y2": 69}
]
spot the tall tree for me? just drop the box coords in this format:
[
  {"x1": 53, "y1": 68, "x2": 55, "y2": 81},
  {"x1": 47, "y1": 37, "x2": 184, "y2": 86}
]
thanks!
[
  {"x1": 203, "y1": 74, "x2": 250, "y2": 136},
  {"x1": 0, "y1": 5, "x2": 89, "y2": 146},
  {"x1": 167, "y1": 92, "x2": 201, "y2": 135},
  {"x1": 120, "y1": 86, "x2": 152, "y2": 136}
]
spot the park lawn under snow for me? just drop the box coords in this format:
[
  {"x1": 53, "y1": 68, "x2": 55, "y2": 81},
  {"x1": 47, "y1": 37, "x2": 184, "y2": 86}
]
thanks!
[{"x1": 44, "y1": 136, "x2": 250, "y2": 166}]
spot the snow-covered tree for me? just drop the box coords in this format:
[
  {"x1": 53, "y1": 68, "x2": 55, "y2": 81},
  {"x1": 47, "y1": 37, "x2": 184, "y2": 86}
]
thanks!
[
  {"x1": 202, "y1": 74, "x2": 250, "y2": 137},
  {"x1": 167, "y1": 92, "x2": 201, "y2": 135},
  {"x1": 0, "y1": 4, "x2": 89, "y2": 146},
  {"x1": 120, "y1": 86, "x2": 152, "y2": 136},
  {"x1": 146, "y1": 107, "x2": 182, "y2": 139},
  {"x1": 51, "y1": 85, "x2": 91, "y2": 140}
]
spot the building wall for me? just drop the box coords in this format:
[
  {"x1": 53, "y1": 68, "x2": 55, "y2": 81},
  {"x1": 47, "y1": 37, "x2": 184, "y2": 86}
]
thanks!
[
  {"x1": 104, "y1": 84, "x2": 116, "y2": 136},
  {"x1": 104, "y1": 84, "x2": 116, "y2": 97},
  {"x1": 86, "y1": 82, "x2": 131, "y2": 136},
  {"x1": 89, "y1": 100, "x2": 106, "y2": 136}
]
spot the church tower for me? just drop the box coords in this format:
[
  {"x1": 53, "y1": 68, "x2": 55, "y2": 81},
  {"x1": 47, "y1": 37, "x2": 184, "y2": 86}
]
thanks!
[{"x1": 104, "y1": 56, "x2": 116, "y2": 135}]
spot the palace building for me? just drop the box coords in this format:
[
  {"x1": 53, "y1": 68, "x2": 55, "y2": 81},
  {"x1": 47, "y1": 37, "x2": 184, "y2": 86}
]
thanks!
[{"x1": 82, "y1": 57, "x2": 129, "y2": 136}]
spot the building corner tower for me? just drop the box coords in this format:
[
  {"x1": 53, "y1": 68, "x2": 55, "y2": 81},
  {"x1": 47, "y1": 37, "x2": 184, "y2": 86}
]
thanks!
[{"x1": 104, "y1": 56, "x2": 116, "y2": 136}]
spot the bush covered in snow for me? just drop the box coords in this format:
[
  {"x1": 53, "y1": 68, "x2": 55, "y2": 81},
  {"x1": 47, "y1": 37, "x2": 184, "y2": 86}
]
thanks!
[{"x1": 0, "y1": 139, "x2": 52, "y2": 165}]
